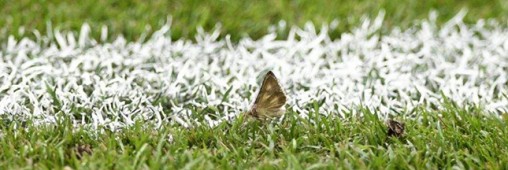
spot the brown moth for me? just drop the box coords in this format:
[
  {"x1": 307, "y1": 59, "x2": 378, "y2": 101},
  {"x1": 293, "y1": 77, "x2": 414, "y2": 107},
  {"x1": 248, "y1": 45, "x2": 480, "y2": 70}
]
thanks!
[
  {"x1": 386, "y1": 119, "x2": 405, "y2": 137},
  {"x1": 247, "y1": 71, "x2": 287, "y2": 120}
]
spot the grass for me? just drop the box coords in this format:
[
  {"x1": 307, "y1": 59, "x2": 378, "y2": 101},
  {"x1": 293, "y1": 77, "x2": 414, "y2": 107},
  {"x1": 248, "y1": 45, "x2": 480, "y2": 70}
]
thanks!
[
  {"x1": 1, "y1": 0, "x2": 508, "y2": 42},
  {"x1": 2, "y1": 0, "x2": 508, "y2": 169},
  {"x1": 1, "y1": 102, "x2": 508, "y2": 169}
]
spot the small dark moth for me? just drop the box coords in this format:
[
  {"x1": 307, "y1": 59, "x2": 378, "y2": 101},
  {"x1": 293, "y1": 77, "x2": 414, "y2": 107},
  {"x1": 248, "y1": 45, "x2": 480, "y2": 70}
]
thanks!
[
  {"x1": 386, "y1": 119, "x2": 405, "y2": 137},
  {"x1": 246, "y1": 71, "x2": 287, "y2": 120}
]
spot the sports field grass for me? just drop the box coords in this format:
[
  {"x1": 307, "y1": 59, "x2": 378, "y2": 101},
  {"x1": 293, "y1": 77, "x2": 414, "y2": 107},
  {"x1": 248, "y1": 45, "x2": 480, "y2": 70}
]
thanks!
[
  {"x1": 1, "y1": 0, "x2": 508, "y2": 41},
  {"x1": 2, "y1": 104, "x2": 508, "y2": 169},
  {"x1": 2, "y1": 0, "x2": 508, "y2": 169}
]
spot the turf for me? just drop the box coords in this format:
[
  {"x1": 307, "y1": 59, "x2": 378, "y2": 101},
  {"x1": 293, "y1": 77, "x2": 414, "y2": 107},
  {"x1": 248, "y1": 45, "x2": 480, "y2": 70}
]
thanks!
[
  {"x1": 2, "y1": 1, "x2": 508, "y2": 169},
  {"x1": 1, "y1": 0, "x2": 508, "y2": 41},
  {"x1": 1, "y1": 103, "x2": 507, "y2": 169}
]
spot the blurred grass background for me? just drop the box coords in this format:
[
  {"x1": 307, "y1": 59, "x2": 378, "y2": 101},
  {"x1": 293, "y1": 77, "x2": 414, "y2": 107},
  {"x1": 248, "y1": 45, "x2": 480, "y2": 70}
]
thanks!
[{"x1": 1, "y1": 0, "x2": 507, "y2": 42}]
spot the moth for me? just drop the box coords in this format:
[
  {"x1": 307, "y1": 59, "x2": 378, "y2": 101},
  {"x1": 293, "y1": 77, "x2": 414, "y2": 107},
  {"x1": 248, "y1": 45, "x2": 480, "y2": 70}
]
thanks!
[
  {"x1": 385, "y1": 119, "x2": 405, "y2": 137},
  {"x1": 247, "y1": 71, "x2": 287, "y2": 120}
]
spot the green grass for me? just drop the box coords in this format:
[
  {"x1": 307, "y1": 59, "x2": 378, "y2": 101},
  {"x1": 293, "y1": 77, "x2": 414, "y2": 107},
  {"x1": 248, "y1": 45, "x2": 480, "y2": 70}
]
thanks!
[
  {"x1": 1, "y1": 0, "x2": 508, "y2": 42},
  {"x1": 2, "y1": 1, "x2": 508, "y2": 169},
  {"x1": 2, "y1": 102, "x2": 508, "y2": 169}
]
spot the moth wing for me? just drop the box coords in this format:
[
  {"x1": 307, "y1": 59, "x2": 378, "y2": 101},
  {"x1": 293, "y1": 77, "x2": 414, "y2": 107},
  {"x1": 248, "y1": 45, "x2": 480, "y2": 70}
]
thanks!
[{"x1": 254, "y1": 71, "x2": 287, "y2": 109}]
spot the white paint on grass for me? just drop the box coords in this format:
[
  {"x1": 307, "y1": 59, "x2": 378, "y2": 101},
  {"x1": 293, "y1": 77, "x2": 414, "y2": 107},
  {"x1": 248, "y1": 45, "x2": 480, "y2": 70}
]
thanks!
[{"x1": 1, "y1": 11, "x2": 508, "y2": 129}]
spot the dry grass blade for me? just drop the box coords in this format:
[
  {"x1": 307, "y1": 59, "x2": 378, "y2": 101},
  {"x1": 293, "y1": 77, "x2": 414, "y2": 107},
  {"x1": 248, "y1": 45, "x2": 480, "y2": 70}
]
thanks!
[{"x1": 74, "y1": 144, "x2": 93, "y2": 159}]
